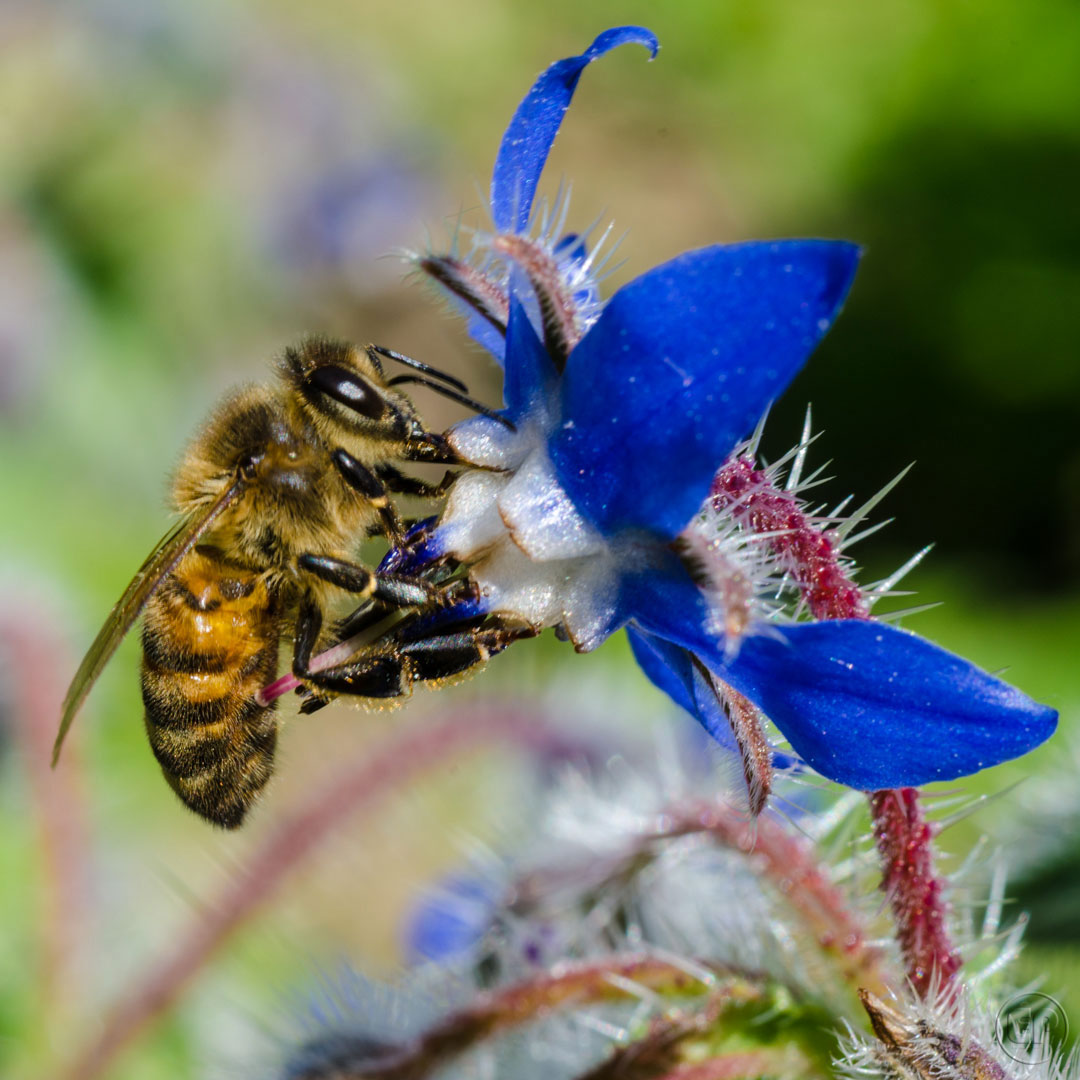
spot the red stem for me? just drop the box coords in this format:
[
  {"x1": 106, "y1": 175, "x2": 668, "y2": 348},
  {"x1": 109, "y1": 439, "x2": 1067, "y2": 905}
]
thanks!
[
  {"x1": 661, "y1": 801, "x2": 890, "y2": 997},
  {"x1": 398, "y1": 955, "x2": 751, "y2": 1073},
  {"x1": 868, "y1": 789, "x2": 962, "y2": 998},
  {"x1": 293, "y1": 957, "x2": 764, "y2": 1080},
  {"x1": 712, "y1": 455, "x2": 960, "y2": 999},
  {"x1": 711, "y1": 456, "x2": 869, "y2": 621}
]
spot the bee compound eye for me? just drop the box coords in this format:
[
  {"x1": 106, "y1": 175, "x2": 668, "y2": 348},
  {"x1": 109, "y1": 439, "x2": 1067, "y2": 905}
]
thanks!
[{"x1": 306, "y1": 364, "x2": 386, "y2": 421}]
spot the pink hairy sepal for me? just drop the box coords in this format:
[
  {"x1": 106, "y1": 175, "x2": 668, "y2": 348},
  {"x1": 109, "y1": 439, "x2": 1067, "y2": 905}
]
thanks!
[{"x1": 711, "y1": 456, "x2": 869, "y2": 621}]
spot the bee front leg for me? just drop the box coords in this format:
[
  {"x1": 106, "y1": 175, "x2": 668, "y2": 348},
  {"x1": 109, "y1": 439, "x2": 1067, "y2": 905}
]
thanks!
[
  {"x1": 376, "y1": 462, "x2": 459, "y2": 500},
  {"x1": 402, "y1": 430, "x2": 462, "y2": 467},
  {"x1": 331, "y1": 448, "x2": 404, "y2": 547}
]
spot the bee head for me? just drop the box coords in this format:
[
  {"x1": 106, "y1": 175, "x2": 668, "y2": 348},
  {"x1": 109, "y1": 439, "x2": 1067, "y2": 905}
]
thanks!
[{"x1": 281, "y1": 337, "x2": 423, "y2": 452}]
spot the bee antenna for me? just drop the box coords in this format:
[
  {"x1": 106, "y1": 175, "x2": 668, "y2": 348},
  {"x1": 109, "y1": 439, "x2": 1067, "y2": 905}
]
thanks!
[
  {"x1": 367, "y1": 344, "x2": 470, "y2": 394},
  {"x1": 385, "y1": 375, "x2": 515, "y2": 430}
]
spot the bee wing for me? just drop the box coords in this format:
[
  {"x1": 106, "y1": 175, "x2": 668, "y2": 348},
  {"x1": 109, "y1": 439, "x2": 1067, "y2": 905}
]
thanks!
[{"x1": 53, "y1": 480, "x2": 243, "y2": 765}]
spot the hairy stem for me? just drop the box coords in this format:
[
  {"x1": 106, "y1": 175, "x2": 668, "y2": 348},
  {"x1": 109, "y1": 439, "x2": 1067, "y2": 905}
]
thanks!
[
  {"x1": 293, "y1": 958, "x2": 765, "y2": 1080},
  {"x1": 712, "y1": 454, "x2": 959, "y2": 998},
  {"x1": 507, "y1": 797, "x2": 890, "y2": 1001},
  {"x1": 417, "y1": 254, "x2": 509, "y2": 335},
  {"x1": 59, "y1": 706, "x2": 587, "y2": 1080},
  {"x1": 662, "y1": 801, "x2": 890, "y2": 998},
  {"x1": 493, "y1": 232, "x2": 583, "y2": 364},
  {"x1": 711, "y1": 455, "x2": 868, "y2": 621},
  {"x1": 868, "y1": 790, "x2": 962, "y2": 998}
]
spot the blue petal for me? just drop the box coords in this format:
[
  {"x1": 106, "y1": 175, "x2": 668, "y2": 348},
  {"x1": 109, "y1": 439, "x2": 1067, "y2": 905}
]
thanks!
[
  {"x1": 378, "y1": 516, "x2": 440, "y2": 575},
  {"x1": 549, "y1": 240, "x2": 860, "y2": 538},
  {"x1": 491, "y1": 27, "x2": 659, "y2": 233},
  {"x1": 725, "y1": 622, "x2": 1058, "y2": 788},
  {"x1": 461, "y1": 300, "x2": 507, "y2": 364},
  {"x1": 627, "y1": 626, "x2": 738, "y2": 756},
  {"x1": 503, "y1": 296, "x2": 559, "y2": 417},
  {"x1": 627, "y1": 564, "x2": 1057, "y2": 788},
  {"x1": 403, "y1": 873, "x2": 498, "y2": 963},
  {"x1": 627, "y1": 624, "x2": 696, "y2": 714}
]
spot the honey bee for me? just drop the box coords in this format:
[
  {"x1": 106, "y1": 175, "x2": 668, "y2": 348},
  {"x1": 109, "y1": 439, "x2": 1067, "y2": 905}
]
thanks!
[{"x1": 53, "y1": 338, "x2": 504, "y2": 828}]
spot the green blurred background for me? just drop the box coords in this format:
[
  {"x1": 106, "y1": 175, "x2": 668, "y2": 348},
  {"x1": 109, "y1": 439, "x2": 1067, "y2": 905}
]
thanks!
[{"x1": 1, "y1": 1, "x2": 1077, "y2": 1076}]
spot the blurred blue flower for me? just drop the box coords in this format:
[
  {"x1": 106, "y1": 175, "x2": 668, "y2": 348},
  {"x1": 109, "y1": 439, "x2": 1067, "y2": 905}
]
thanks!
[
  {"x1": 404, "y1": 873, "x2": 500, "y2": 964},
  {"x1": 415, "y1": 27, "x2": 1056, "y2": 791}
]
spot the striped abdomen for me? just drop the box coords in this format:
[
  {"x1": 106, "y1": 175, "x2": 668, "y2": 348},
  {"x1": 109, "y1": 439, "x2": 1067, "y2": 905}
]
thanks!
[{"x1": 141, "y1": 548, "x2": 282, "y2": 828}]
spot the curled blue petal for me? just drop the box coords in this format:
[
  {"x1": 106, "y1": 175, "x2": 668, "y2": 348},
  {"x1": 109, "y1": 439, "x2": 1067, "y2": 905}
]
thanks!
[
  {"x1": 491, "y1": 26, "x2": 659, "y2": 233},
  {"x1": 627, "y1": 565, "x2": 1057, "y2": 788},
  {"x1": 549, "y1": 240, "x2": 861, "y2": 538}
]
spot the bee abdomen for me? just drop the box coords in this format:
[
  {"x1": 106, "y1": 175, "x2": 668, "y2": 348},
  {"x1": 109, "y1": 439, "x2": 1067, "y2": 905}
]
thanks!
[{"x1": 140, "y1": 553, "x2": 283, "y2": 829}]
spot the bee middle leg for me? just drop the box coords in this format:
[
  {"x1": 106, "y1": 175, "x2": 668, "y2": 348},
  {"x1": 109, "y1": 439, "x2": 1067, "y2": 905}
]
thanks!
[
  {"x1": 333, "y1": 451, "x2": 458, "y2": 547},
  {"x1": 297, "y1": 553, "x2": 442, "y2": 609}
]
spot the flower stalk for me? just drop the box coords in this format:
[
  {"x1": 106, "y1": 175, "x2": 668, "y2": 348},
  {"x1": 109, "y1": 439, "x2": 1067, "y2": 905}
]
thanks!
[
  {"x1": 869, "y1": 789, "x2": 963, "y2": 999},
  {"x1": 713, "y1": 449, "x2": 963, "y2": 998}
]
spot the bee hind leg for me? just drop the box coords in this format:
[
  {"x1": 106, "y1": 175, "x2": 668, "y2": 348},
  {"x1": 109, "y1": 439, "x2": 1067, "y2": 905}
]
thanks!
[
  {"x1": 292, "y1": 597, "x2": 535, "y2": 705},
  {"x1": 292, "y1": 596, "x2": 408, "y2": 698}
]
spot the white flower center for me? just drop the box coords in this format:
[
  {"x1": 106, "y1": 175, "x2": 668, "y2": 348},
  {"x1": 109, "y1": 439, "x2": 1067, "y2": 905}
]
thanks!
[{"x1": 437, "y1": 415, "x2": 621, "y2": 652}]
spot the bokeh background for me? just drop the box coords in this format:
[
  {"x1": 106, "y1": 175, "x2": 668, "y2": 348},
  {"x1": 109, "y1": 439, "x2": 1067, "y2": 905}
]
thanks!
[{"x1": 1, "y1": 1, "x2": 1078, "y2": 1076}]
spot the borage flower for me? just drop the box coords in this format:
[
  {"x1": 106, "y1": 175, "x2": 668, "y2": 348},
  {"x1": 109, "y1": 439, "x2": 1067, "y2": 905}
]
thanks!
[{"x1": 410, "y1": 27, "x2": 1056, "y2": 797}]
